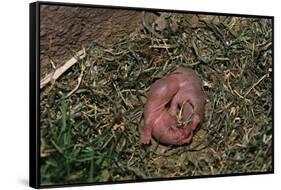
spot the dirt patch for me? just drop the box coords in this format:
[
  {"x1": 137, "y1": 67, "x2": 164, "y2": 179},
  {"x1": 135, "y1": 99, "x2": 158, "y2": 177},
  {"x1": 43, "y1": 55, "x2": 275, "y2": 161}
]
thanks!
[{"x1": 40, "y1": 5, "x2": 144, "y2": 77}]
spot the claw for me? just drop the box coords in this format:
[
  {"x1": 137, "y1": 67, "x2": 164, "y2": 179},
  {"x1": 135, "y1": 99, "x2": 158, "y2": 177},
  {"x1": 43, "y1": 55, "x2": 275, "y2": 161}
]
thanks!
[{"x1": 140, "y1": 132, "x2": 152, "y2": 144}]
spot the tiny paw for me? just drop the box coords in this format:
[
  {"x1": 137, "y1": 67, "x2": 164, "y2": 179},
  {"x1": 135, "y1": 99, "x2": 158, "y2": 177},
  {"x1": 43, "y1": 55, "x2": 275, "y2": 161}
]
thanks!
[
  {"x1": 177, "y1": 133, "x2": 193, "y2": 145},
  {"x1": 140, "y1": 135, "x2": 152, "y2": 145}
]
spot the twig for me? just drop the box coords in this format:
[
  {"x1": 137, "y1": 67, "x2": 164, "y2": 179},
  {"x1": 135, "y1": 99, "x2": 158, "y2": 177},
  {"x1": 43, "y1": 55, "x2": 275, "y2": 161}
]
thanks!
[
  {"x1": 65, "y1": 64, "x2": 85, "y2": 98},
  {"x1": 149, "y1": 44, "x2": 176, "y2": 49},
  {"x1": 243, "y1": 74, "x2": 269, "y2": 98},
  {"x1": 40, "y1": 49, "x2": 86, "y2": 89},
  {"x1": 49, "y1": 58, "x2": 57, "y2": 69}
]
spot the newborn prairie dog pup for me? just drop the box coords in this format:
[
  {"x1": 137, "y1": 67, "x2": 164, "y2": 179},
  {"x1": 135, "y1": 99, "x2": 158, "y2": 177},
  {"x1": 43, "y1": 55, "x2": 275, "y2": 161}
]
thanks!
[{"x1": 141, "y1": 67, "x2": 205, "y2": 145}]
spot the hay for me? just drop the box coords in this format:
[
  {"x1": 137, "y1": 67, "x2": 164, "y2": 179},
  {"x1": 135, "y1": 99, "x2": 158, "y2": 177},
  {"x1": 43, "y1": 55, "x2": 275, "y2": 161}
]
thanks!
[{"x1": 40, "y1": 13, "x2": 272, "y2": 185}]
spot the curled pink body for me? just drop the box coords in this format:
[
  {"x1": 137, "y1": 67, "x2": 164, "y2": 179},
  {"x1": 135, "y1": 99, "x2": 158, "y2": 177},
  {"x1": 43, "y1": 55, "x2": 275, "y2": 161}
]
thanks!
[{"x1": 141, "y1": 67, "x2": 205, "y2": 145}]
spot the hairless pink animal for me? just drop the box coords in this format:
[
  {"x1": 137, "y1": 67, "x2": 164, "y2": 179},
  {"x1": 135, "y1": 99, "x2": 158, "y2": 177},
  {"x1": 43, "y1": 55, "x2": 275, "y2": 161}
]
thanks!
[{"x1": 141, "y1": 67, "x2": 205, "y2": 145}]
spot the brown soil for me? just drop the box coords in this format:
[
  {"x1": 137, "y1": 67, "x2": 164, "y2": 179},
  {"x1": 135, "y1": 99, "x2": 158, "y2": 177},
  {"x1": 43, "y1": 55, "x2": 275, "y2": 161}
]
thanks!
[
  {"x1": 39, "y1": 5, "x2": 209, "y2": 77},
  {"x1": 40, "y1": 5, "x2": 144, "y2": 77}
]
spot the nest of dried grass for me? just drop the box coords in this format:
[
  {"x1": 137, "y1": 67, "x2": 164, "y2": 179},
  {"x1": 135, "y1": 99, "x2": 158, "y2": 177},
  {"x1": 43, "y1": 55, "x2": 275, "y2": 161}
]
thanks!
[{"x1": 40, "y1": 12, "x2": 273, "y2": 185}]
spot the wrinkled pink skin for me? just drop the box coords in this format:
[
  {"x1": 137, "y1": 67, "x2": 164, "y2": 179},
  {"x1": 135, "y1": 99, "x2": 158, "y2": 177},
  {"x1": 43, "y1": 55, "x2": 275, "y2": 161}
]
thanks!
[{"x1": 141, "y1": 67, "x2": 205, "y2": 145}]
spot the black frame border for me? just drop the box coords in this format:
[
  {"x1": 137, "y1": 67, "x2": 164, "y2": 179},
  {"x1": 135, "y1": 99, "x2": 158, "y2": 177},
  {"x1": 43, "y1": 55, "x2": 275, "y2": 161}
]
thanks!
[
  {"x1": 29, "y1": 1, "x2": 274, "y2": 189},
  {"x1": 30, "y1": 2, "x2": 40, "y2": 188}
]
